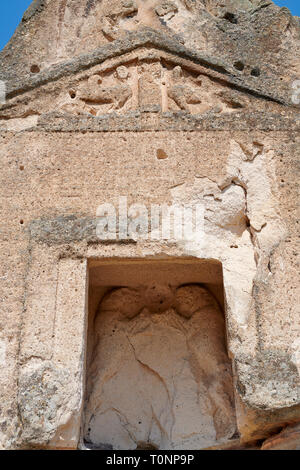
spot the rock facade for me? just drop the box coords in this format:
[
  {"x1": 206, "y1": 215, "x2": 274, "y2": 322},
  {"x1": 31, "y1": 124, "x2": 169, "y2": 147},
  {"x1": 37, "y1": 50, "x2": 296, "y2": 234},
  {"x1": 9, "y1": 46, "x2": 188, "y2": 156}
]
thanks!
[
  {"x1": 84, "y1": 284, "x2": 236, "y2": 450},
  {"x1": 0, "y1": 0, "x2": 299, "y2": 450}
]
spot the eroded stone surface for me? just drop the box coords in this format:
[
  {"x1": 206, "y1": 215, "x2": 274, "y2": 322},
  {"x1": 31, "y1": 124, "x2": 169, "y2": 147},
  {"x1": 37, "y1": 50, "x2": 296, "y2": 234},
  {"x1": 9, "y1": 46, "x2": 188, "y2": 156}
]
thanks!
[
  {"x1": 0, "y1": 0, "x2": 299, "y2": 451},
  {"x1": 1, "y1": 0, "x2": 299, "y2": 99},
  {"x1": 261, "y1": 422, "x2": 300, "y2": 450},
  {"x1": 84, "y1": 284, "x2": 236, "y2": 450},
  {"x1": 1, "y1": 44, "x2": 286, "y2": 130}
]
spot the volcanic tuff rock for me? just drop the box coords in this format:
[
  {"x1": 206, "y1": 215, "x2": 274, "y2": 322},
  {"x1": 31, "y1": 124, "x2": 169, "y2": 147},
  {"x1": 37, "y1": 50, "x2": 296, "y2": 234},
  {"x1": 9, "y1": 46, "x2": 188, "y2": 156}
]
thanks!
[
  {"x1": 84, "y1": 284, "x2": 236, "y2": 450},
  {"x1": 0, "y1": 0, "x2": 299, "y2": 450}
]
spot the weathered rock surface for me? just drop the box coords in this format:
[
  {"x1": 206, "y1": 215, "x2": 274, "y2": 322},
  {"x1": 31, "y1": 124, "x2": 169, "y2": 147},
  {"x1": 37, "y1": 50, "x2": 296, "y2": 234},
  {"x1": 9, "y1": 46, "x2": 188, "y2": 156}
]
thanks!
[
  {"x1": 261, "y1": 422, "x2": 300, "y2": 450},
  {"x1": 1, "y1": 0, "x2": 299, "y2": 98},
  {"x1": 84, "y1": 284, "x2": 236, "y2": 449},
  {"x1": 0, "y1": 0, "x2": 299, "y2": 451}
]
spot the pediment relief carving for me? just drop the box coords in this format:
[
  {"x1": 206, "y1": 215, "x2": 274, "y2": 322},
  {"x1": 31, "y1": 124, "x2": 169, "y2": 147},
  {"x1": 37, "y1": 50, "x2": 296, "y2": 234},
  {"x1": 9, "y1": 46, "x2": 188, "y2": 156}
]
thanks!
[
  {"x1": 61, "y1": 58, "x2": 249, "y2": 117},
  {"x1": 0, "y1": 42, "x2": 287, "y2": 128}
]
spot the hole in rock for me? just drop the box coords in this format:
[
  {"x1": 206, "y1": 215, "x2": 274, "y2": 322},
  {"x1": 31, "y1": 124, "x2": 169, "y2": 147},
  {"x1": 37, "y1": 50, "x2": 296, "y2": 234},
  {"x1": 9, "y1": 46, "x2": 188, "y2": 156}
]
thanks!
[
  {"x1": 30, "y1": 65, "x2": 40, "y2": 74},
  {"x1": 156, "y1": 149, "x2": 168, "y2": 160},
  {"x1": 251, "y1": 67, "x2": 260, "y2": 77},
  {"x1": 83, "y1": 258, "x2": 237, "y2": 450},
  {"x1": 223, "y1": 12, "x2": 238, "y2": 24},
  {"x1": 234, "y1": 61, "x2": 245, "y2": 71}
]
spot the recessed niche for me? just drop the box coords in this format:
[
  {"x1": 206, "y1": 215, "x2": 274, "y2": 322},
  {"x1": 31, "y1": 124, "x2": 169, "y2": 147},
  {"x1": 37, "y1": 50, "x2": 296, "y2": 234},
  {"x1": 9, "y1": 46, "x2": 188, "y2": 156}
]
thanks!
[{"x1": 83, "y1": 258, "x2": 237, "y2": 450}]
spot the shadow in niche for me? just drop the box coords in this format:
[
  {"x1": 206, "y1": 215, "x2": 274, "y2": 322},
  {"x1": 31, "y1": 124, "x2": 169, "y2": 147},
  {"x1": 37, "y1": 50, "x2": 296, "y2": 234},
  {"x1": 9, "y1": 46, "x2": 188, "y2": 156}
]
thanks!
[
  {"x1": 83, "y1": 441, "x2": 113, "y2": 450},
  {"x1": 83, "y1": 440, "x2": 158, "y2": 450},
  {"x1": 135, "y1": 442, "x2": 159, "y2": 450},
  {"x1": 83, "y1": 258, "x2": 237, "y2": 450}
]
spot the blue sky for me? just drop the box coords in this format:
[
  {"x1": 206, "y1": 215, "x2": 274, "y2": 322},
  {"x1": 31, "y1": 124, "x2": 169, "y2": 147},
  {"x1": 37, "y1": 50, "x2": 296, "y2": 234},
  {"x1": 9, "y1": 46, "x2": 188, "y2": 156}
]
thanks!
[{"x1": 0, "y1": 0, "x2": 299, "y2": 51}]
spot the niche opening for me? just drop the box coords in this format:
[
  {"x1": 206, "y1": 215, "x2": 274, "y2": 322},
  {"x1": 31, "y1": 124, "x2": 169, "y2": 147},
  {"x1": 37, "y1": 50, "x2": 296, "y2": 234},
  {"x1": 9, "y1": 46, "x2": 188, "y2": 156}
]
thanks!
[{"x1": 83, "y1": 258, "x2": 237, "y2": 450}]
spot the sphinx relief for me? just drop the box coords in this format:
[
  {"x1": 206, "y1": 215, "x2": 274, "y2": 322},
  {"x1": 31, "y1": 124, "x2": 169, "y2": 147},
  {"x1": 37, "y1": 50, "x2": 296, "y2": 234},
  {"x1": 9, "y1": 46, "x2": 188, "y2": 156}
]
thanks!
[
  {"x1": 58, "y1": 58, "x2": 249, "y2": 117},
  {"x1": 61, "y1": 65, "x2": 134, "y2": 115}
]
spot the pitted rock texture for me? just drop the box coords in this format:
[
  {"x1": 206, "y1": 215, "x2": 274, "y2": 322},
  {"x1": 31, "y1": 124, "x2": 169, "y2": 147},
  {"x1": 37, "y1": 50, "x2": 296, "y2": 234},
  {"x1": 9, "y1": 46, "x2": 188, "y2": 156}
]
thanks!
[
  {"x1": 1, "y1": 42, "x2": 289, "y2": 132},
  {"x1": 0, "y1": 0, "x2": 299, "y2": 452},
  {"x1": 84, "y1": 284, "x2": 236, "y2": 450},
  {"x1": 1, "y1": 0, "x2": 299, "y2": 102},
  {"x1": 261, "y1": 422, "x2": 300, "y2": 450},
  {"x1": 1, "y1": 1, "x2": 299, "y2": 131}
]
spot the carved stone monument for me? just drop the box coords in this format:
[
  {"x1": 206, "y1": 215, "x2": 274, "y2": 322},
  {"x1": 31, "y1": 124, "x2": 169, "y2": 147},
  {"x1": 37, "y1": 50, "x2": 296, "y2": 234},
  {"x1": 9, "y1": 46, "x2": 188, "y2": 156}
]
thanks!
[
  {"x1": 84, "y1": 283, "x2": 236, "y2": 450},
  {"x1": 0, "y1": 0, "x2": 299, "y2": 450}
]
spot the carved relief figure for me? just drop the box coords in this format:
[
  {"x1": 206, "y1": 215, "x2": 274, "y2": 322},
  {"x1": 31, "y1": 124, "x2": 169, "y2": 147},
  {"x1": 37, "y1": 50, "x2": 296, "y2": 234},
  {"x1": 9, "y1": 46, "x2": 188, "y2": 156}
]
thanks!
[
  {"x1": 78, "y1": 67, "x2": 132, "y2": 110},
  {"x1": 166, "y1": 65, "x2": 249, "y2": 113},
  {"x1": 84, "y1": 283, "x2": 236, "y2": 450},
  {"x1": 167, "y1": 65, "x2": 203, "y2": 112},
  {"x1": 57, "y1": 58, "x2": 249, "y2": 118},
  {"x1": 61, "y1": 65, "x2": 133, "y2": 115},
  {"x1": 138, "y1": 61, "x2": 162, "y2": 111}
]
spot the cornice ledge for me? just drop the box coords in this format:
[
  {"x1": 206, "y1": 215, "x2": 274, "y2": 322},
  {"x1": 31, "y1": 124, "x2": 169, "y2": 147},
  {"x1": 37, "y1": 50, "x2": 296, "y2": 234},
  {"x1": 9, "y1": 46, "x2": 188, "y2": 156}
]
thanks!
[{"x1": 2, "y1": 28, "x2": 293, "y2": 106}]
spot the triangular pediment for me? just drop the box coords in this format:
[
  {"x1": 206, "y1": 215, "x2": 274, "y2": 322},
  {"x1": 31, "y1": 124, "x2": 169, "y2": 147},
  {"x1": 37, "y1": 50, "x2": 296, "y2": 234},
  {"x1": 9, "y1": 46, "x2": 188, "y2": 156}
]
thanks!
[{"x1": 0, "y1": 30, "x2": 293, "y2": 129}]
